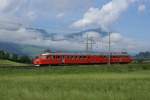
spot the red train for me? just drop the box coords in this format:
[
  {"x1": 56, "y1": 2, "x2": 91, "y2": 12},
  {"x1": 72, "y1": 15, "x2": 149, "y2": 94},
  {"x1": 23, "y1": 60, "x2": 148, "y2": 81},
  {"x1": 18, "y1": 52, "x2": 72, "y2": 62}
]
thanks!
[{"x1": 33, "y1": 52, "x2": 133, "y2": 66}]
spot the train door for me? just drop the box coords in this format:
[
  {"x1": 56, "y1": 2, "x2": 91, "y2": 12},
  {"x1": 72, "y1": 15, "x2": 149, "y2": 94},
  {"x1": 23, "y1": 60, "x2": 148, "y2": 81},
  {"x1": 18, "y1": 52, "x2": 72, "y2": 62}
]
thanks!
[{"x1": 62, "y1": 56, "x2": 65, "y2": 64}]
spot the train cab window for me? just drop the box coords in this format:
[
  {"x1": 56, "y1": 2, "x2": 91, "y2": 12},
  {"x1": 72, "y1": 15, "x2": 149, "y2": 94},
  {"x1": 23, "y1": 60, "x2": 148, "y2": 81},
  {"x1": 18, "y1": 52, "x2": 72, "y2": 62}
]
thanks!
[{"x1": 35, "y1": 56, "x2": 39, "y2": 59}]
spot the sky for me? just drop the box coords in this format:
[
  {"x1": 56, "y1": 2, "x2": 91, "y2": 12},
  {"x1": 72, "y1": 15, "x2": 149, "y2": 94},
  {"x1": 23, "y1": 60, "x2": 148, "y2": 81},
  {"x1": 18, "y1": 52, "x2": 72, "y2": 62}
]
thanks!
[{"x1": 0, "y1": 0, "x2": 149, "y2": 52}]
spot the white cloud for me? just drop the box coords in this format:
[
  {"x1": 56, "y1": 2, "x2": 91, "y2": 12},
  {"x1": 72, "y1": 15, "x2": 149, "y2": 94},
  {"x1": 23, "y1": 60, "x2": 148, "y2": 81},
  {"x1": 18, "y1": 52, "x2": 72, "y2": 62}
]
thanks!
[
  {"x1": 72, "y1": 0, "x2": 136, "y2": 30},
  {"x1": 82, "y1": 32, "x2": 102, "y2": 40},
  {"x1": 0, "y1": 0, "x2": 148, "y2": 52},
  {"x1": 56, "y1": 13, "x2": 65, "y2": 18},
  {"x1": 0, "y1": 0, "x2": 93, "y2": 28},
  {"x1": 0, "y1": 22, "x2": 146, "y2": 52},
  {"x1": 26, "y1": 11, "x2": 37, "y2": 21},
  {"x1": 0, "y1": 0, "x2": 21, "y2": 13},
  {"x1": 101, "y1": 32, "x2": 143, "y2": 52},
  {"x1": 138, "y1": 4, "x2": 146, "y2": 12}
]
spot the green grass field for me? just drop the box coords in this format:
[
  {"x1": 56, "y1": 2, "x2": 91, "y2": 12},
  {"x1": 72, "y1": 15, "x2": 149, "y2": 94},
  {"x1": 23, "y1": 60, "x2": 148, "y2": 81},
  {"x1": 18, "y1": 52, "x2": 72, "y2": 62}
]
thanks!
[
  {"x1": 0, "y1": 59, "x2": 28, "y2": 67},
  {"x1": 0, "y1": 61, "x2": 150, "y2": 100}
]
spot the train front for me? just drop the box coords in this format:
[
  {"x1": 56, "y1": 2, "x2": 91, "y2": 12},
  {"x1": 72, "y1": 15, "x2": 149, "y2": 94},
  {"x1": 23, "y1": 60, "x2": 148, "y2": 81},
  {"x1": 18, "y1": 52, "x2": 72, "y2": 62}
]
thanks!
[{"x1": 33, "y1": 56, "x2": 41, "y2": 66}]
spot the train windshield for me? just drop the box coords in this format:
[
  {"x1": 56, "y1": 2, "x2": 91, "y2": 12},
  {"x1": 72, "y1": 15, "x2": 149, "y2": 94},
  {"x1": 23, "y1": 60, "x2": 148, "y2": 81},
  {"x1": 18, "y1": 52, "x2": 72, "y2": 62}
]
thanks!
[{"x1": 35, "y1": 56, "x2": 39, "y2": 59}]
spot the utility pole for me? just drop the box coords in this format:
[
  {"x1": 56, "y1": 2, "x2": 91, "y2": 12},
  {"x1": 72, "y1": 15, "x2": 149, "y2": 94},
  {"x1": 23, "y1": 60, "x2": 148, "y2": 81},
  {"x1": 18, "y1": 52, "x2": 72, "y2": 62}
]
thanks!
[
  {"x1": 108, "y1": 32, "x2": 111, "y2": 65},
  {"x1": 86, "y1": 34, "x2": 89, "y2": 53},
  {"x1": 85, "y1": 34, "x2": 96, "y2": 53},
  {"x1": 89, "y1": 37, "x2": 95, "y2": 52}
]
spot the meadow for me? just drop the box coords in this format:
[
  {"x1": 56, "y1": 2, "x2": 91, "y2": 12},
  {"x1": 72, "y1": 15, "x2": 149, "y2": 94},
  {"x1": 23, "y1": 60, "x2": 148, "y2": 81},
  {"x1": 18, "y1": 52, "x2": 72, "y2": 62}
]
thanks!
[{"x1": 0, "y1": 62, "x2": 150, "y2": 100}]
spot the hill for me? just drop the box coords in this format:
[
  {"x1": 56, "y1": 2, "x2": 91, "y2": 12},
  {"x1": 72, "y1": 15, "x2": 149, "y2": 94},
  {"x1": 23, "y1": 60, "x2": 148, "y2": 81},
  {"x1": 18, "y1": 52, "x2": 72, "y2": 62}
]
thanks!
[{"x1": 0, "y1": 59, "x2": 28, "y2": 67}]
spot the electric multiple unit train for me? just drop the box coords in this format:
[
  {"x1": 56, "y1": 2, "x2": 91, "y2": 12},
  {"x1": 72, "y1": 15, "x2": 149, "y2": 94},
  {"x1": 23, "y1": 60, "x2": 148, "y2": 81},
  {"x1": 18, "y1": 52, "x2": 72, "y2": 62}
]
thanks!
[{"x1": 33, "y1": 52, "x2": 133, "y2": 66}]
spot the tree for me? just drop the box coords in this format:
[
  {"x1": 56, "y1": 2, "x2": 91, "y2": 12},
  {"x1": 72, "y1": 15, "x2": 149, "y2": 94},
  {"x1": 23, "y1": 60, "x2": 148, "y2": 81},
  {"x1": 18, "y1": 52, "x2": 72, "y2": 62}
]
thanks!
[
  {"x1": 19, "y1": 56, "x2": 31, "y2": 64},
  {"x1": 0, "y1": 50, "x2": 5, "y2": 59},
  {"x1": 11, "y1": 54, "x2": 19, "y2": 62},
  {"x1": 3, "y1": 52, "x2": 10, "y2": 59}
]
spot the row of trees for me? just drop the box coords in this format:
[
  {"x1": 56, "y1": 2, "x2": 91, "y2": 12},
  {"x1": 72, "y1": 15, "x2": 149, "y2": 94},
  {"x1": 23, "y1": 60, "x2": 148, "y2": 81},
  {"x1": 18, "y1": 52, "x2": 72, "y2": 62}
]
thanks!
[{"x1": 0, "y1": 50, "x2": 31, "y2": 64}]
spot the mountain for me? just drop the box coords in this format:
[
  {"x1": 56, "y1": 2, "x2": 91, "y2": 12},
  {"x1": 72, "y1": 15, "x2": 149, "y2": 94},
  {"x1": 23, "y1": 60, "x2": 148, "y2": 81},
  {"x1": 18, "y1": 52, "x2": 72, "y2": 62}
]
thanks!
[
  {"x1": 135, "y1": 51, "x2": 150, "y2": 59},
  {"x1": 0, "y1": 42, "x2": 23, "y2": 54},
  {"x1": 0, "y1": 42, "x2": 46, "y2": 57},
  {"x1": 66, "y1": 28, "x2": 107, "y2": 39},
  {"x1": 0, "y1": 27, "x2": 107, "y2": 57}
]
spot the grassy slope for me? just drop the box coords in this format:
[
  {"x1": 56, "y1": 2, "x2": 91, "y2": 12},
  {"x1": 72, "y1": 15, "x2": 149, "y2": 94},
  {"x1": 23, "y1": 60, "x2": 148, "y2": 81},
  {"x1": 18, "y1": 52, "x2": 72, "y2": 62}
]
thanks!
[
  {"x1": 0, "y1": 59, "x2": 28, "y2": 67},
  {"x1": 0, "y1": 64, "x2": 150, "y2": 100}
]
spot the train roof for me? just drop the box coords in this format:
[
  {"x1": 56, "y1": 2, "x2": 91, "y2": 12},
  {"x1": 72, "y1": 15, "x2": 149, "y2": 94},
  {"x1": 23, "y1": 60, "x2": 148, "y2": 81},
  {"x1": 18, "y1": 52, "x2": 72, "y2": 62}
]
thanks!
[{"x1": 41, "y1": 52, "x2": 129, "y2": 56}]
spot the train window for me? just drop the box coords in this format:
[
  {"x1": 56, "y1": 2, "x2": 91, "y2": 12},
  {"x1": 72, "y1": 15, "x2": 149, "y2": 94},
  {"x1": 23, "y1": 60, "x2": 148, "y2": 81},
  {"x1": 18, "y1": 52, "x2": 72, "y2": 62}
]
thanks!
[
  {"x1": 65, "y1": 56, "x2": 67, "y2": 58},
  {"x1": 67, "y1": 56, "x2": 70, "y2": 59},
  {"x1": 66, "y1": 56, "x2": 69, "y2": 59},
  {"x1": 79, "y1": 56, "x2": 83, "y2": 60},
  {"x1": 67, "y1": 56, "x2": 69, "y2": 59},
  {"x1": 76, "y1": 56, "x2": 79, "y2": 59},
  {"x1": 71, "y1": 56, "x2": 74, "y2": 60},
  {"x1": 46, "y1": 55, "x2": 50, "y2": 59}
]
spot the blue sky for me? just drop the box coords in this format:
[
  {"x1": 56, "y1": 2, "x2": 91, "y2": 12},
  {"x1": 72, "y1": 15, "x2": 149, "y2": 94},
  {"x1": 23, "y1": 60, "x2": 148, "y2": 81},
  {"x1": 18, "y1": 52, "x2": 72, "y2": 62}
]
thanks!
[
  {"x1": 0, "y1": 0, "x2": 149, "y2": 52},
  {"x1": 31, "y1": 0, "x2": 150, "y2": 38},
  {"x1": 32, "y1": 0, "x2": 111, "y2": 32}
]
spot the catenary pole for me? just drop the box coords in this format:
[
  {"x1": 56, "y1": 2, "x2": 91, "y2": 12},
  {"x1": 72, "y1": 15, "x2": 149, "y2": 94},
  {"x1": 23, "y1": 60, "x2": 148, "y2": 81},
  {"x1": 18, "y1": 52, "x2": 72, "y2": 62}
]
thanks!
[{"x1": 108, "y1": 32, "x2": 111, "y2": 65}]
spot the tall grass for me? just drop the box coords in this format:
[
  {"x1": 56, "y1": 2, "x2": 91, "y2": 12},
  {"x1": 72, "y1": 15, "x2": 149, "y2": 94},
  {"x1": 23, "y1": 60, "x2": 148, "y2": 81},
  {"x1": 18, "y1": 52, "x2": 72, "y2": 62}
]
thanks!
[{"x1": 0, "y1": 64, "x2": 150, "y2": 100}]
